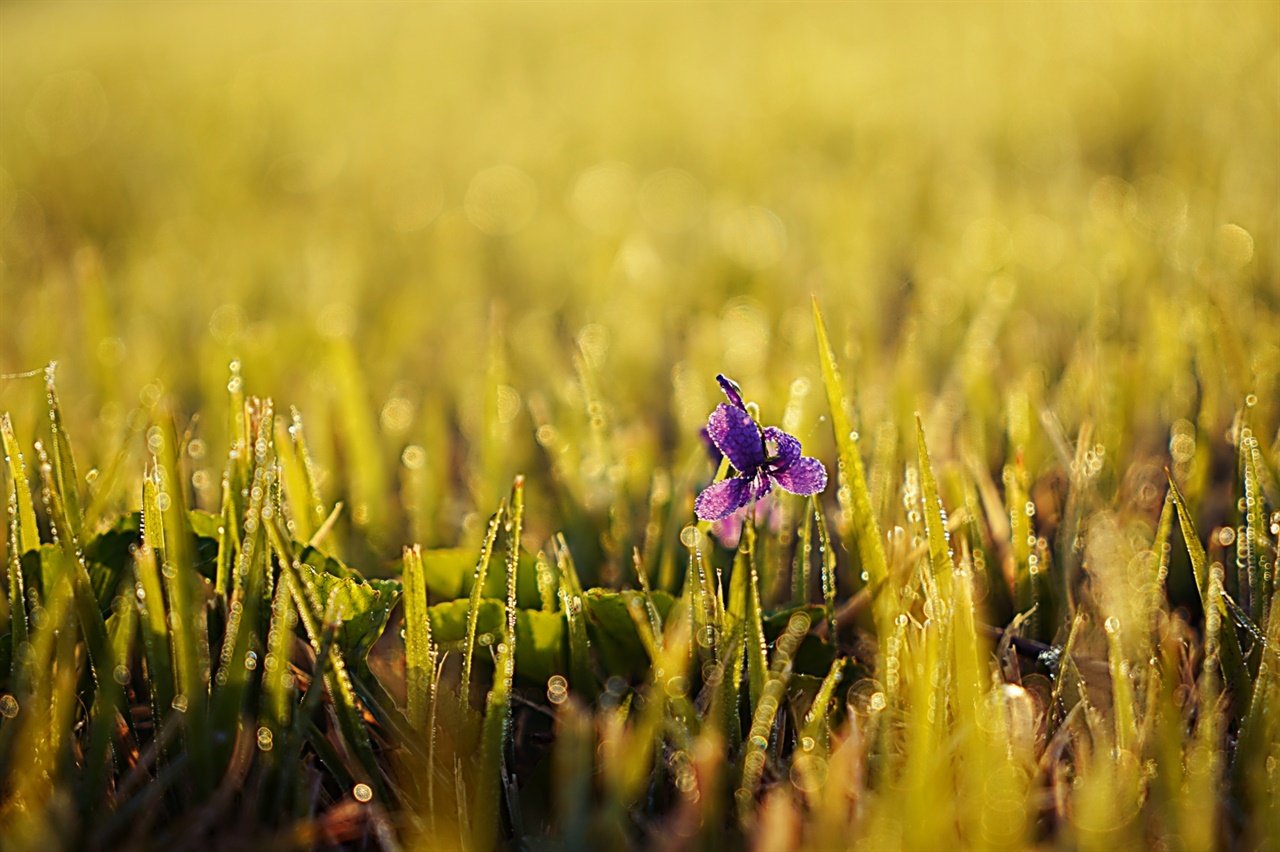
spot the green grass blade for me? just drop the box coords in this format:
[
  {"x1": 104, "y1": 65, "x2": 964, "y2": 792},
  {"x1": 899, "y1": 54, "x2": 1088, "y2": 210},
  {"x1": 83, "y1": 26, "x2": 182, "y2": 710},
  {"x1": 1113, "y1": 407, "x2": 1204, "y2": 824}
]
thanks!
[
  {"x1": 36, "y1": 458, "x2": 134, "y2": 793},
  {"x1": 152, "y1": 413, "x2": 212, "y2": 795},
  {"x1": 632, "y1": 546, "x2": 664, "y2": 650},
  {"x1": 1240, "y1": 428, "x2": 1270, "y2": 630},
  {"x1": 1, "y1": 413, "x2": 40, "y2": 555},
  {"x1": 258, "y1": 575, "x2": 295, "y2": 762},
  {"x1": 813, "y1": 297, "x2": 890, "y2": 628},
  {"x1": 132, "y1": 541, "x2": 176, "y2": 755},
  {"x1": 915, "y1": 415, "x2": 953, "y2": 600},
  {"x1": 461, "y1": 501, "x2": 505, "y2": 701},
  {"x1": 813, "y1": 498, "x2": 838, "y2": 637},
  {"x1": 505, "y1": 475, "x2": 525, "y2": 642},
  {"x1": 403, "y1": 544, "x2": 435, "y2": 735},
  {"x1": 738, "y1": 610, "x2": 809, "y2": 816},
  {"x1": 474, "y1": 625, "x2": 515, "y2": 851},
  {"x1": 554, "y1": 533, "x2": 595, "y2": 694},
  {"x1": 745, "y1": 522, "x2": 768, "y2": 714},
  {"x1": 278, "y1": 406, "x2": 328, "y2": 542},
  {"x1": 1149, "y1": 487, "x2": 1175, "y2": 617},
  {"x1": 277, "y1": 545, "x2": 385, "y2": 801},
  {"x1": 799, "y1": 654, "x2": 844, "y2": 758},
  {"x1": 329, "y1": 339, "x2": 389, "y2": 537},
  {"x1": 43, "y1": 367, "x2": 83, "y2": 545},
  {"x1": 1168, "y1": 471, "x2": 1248, "y2": 702},
  {"x1": 793, "y1": 499, "x2": 813, "y2": 606},
  {"x1": 5, "y1": 466, "x2": 31, "y2": 676}
]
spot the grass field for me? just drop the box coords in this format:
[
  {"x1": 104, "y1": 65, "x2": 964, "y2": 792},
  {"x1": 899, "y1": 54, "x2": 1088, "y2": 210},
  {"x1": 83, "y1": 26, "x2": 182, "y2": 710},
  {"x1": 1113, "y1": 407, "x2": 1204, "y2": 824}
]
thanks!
[{"x1": 1, "y1": 2, "x2": 1278, "y2": 849}]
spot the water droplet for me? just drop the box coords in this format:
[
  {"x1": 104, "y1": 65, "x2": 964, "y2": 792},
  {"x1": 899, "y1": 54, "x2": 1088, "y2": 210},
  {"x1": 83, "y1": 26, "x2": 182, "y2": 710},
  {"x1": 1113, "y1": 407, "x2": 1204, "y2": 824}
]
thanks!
[
  {"x1": 702, "y1": 661, "x2": 724, "y2": 685},
  {"x1": 0, "y1": 694, "x2": 19, "y2": 718},
  {"x1": 353, "y1": 783, "x2": 373, "y2": 803},
  {"x1": 1104, "y1": 616, "x2": 1120, "y2": 634},
  {"x1": 113, "y1": 665, "x2": 129, "y2": 685},
  {"x1": 791, "y1": 754, "x2": 828, "y2": 792},
  {"x1": 800, "y1": 736, "x2": 816, "y2": 752},
  {"x1": 257, "y1": 726, "x2": 274, "y2": 751},
  {"x1": 547, "y1": 674, "x2": 569, "y2": 705},
  {"x1": 171, "y1": 694, "x2": 189, "y2": 713}
]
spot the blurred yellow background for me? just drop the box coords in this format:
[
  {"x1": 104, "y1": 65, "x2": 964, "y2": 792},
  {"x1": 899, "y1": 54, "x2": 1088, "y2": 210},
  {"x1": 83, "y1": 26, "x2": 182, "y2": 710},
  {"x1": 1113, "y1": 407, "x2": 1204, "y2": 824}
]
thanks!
[{"x1": 1, "y1": 1, "x2": 1276, "y2": 554}]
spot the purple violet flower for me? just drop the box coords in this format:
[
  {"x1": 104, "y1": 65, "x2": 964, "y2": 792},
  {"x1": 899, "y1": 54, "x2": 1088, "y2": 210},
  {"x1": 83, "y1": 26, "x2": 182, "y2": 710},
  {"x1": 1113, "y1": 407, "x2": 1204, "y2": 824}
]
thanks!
[{"x1": 694, "y1": 374, "x2": 828, "y2": 522}]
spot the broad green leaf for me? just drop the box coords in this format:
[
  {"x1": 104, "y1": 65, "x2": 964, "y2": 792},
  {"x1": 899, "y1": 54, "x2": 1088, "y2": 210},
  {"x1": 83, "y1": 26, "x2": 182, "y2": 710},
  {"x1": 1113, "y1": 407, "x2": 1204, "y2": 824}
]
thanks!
[
  {"x1": 583, "y1": 588, "x2": 676, "y2": 678},
  {"x1": 298, "y1": 560, "x2": 402, "y2": 665},
  {"x1": 424, "y1": 597, "x2": 564, "y2": 684}
]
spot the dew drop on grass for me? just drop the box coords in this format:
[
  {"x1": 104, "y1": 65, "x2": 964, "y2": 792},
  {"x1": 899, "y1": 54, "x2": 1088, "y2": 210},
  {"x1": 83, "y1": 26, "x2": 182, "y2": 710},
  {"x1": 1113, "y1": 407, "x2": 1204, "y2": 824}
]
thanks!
[
  {"x1": 171, "y1": 694, "x2": 188, "y2": 713},
  {"x1": 112, "y1": 665, "x2": 129, "y2": 685},
  {"x1": 547, "y1": 675, "x2": 569, "y2": 705},
  {"x1": 791, "y1": 754, "x2": 828, "y2": 792},
  {"x1": 847, "y1": 679, "x2": 882, "y2": 716},
  {"x1": 0, "y1": 694, "x2": 18, "y2": 718},
  {"x1": 257, "y1": 726, "x2": 274, "y2": 751},
  {"x1": 701, "y1": 661, "x2": 723, "y2": 685},
  {"x1": 353, "y1": 783, "x2": 373, "y2": 803},
  {"x1": 1104, "y1": 616, "x2": 1121, "y2": 634}
]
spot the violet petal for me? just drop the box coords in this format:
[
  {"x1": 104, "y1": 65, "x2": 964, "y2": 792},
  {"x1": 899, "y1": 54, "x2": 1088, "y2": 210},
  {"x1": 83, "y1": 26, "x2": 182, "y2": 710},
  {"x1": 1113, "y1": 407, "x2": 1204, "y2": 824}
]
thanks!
[
  {"x1": 762, "y1": 427, "x2": 801, "y2": 471},
  {"x1": 716, "y1": 374, "x2": 747, "y2": 411},
  {"x1": 770, "y1": 456, "x2": 828, "y2": 496},
  {"x1": 695, "y1": 475, "x2": 753, "y2": 521},
  {"x1": 705, "y1": 403, "x2": 766, "y2": 474}
]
